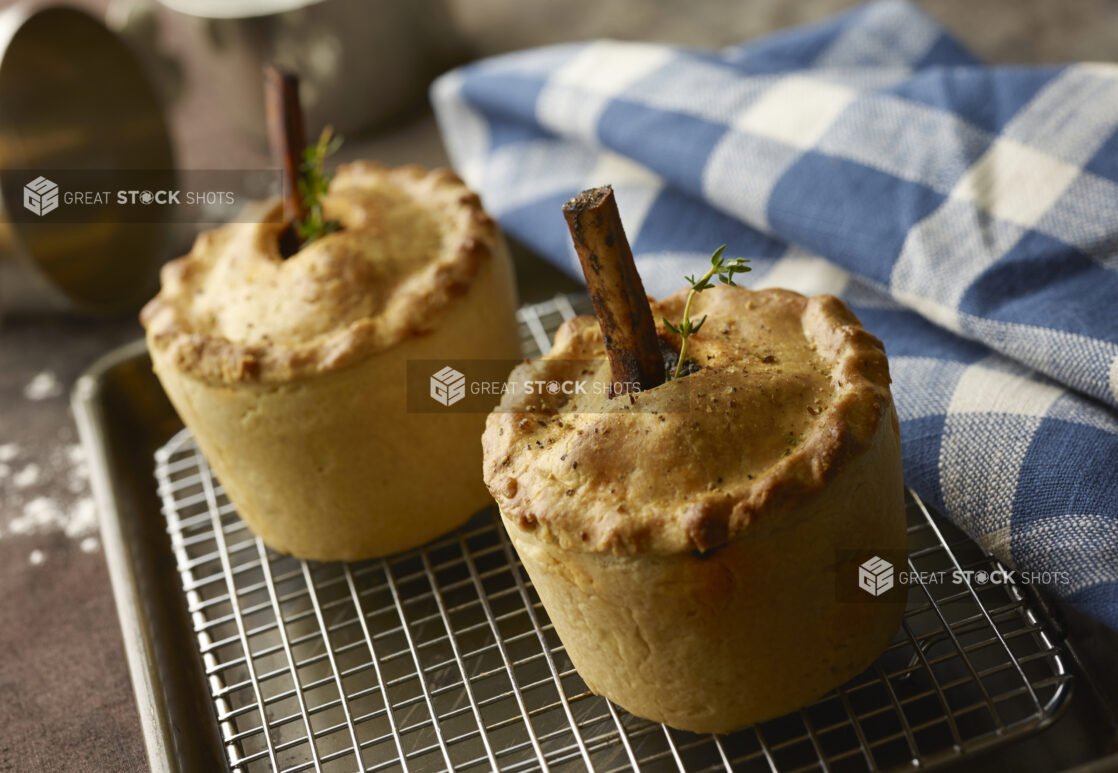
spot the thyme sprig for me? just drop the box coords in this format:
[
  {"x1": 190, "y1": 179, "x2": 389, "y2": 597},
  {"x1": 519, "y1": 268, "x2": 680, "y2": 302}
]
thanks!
[
  {"x1": 662, "y1": 245, "x2": 751, "y2": 380},
  {"x1": 295, "y1": 126, "x2": 343, "y2": 245}
]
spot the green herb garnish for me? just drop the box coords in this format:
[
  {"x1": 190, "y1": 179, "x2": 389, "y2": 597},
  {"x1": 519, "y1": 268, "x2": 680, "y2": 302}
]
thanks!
[
  {"x1": 662, "y1": 245, "x2": 750, "y2": 380},
  {"x1": 296, "y1": 126, "x2": 343, "y2": 245}
]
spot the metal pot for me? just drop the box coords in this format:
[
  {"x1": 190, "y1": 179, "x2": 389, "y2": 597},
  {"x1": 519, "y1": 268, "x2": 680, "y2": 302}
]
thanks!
[
  {"x1": 154, "y1": 0, "x2": 463, "y2": 143},
  {"x1": 0, "y1": 3, "x2": 174, "y2": 316}
]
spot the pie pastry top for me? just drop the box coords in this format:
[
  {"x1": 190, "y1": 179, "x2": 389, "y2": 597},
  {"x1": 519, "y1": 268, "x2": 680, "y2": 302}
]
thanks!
[
  {"x1": 482, "y1": 285, "x2": 895, "y2": 555},
  {"x1": 142, "y1": 162, "x2": 500, "y2": 384}
]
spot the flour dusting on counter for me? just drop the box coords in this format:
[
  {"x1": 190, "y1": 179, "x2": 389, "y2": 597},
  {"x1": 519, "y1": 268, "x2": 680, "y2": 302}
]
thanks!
[
  {"x1": 65, "y1": 498, "x2": 98, "y2": 538},
  {"x1": 10, "y1": 497, "x2": 64, "y2": 535},
  {"x1": 0, "y1": 439, "x2": 100, "y2": 564},
  {"x1": 7, "y1": 496, "x2": 97, "y2": 537},
  {"x1": 13, "y1": 463, "x2": 40, "y2": 488},
  {"x1": 64, "y1": 444, "x2": 89, "y2": 493},
  {"x1": 23, "y1": 370, "x2": 63, "y2": 401}
]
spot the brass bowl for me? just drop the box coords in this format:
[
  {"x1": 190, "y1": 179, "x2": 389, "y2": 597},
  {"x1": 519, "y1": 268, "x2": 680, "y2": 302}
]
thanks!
[{"x1": 0, "y1": 4, "x2": 173, "y2": 316}]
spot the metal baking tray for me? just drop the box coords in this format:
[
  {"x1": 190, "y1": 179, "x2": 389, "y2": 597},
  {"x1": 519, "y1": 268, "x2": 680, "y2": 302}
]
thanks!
[{"x1": 73, "y1": 295, "x2": 1118, "y2": 772}]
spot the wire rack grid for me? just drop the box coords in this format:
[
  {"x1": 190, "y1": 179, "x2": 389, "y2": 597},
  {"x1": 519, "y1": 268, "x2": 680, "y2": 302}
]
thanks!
[{"x1": 154, "y1": 295, "x2": 1072, "y2": 773}]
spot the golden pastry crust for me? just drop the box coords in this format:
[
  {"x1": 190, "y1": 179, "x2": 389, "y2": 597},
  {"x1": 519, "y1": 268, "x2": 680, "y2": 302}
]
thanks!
[
  {"x1": 142, "y1": 162, "x2": 499, "y2": 384},
  {"x1": 505, "y1": 407, "x2": 905, "y2": 732},
  {"x1": 482, "y1": 285, "x2": 894, "y2": 555},
  {"x1": 143, "y1": 161, "x2": 521, "y2": 560},
  {"x1": 484, "y1": 284, "x2": 905, "y2": 732}
]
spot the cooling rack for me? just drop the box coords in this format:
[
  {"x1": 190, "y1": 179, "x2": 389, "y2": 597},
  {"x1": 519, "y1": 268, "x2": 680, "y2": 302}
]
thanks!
[{"x1": 154, "y1": 295, "x2": 1071, "y2": 772}]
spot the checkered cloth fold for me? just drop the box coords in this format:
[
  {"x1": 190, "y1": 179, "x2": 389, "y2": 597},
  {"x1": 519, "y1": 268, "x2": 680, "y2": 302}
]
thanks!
[{"x1": 431, "y1": 0, "x2": 1118, "y2": 628}]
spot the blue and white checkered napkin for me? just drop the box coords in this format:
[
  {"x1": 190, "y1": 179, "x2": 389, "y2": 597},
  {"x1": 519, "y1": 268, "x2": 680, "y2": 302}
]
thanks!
[{"x1": 431, "y1": 0, "x2": 1118, "y2": 627}]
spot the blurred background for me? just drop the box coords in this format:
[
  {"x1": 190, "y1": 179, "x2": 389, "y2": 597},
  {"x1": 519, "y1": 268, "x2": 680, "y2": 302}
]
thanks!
[
  {"x1": 85, "y1": 0, "x2": 1118, "y2": 170},
  {"x1": 2, "y1": 1, "x2": 1118, "y2": 770},
  {"x1": 4, "y1": 0, "x2": 1118, "y2": 321},
  {"x1": 4, "y1": 0, "x2": 1118, "y2": 315}
]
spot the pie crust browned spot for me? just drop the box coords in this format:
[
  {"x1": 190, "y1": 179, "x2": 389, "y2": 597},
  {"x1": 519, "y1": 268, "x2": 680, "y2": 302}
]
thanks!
[
  {"x1": 142, "y1": 162, "x2": 499, "y2": 384},
  {"x1": 142, "y1": 162, "x2": 521, "y2": 561},
  {"x1": 484, "y1": 285, "x2": 895, "y2": 555}
]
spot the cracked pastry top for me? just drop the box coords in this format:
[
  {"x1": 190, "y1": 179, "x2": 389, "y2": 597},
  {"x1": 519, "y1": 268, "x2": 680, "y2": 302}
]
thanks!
[
  {"x1": 482, "y1": 285, "x2": 895, "y2": 556},
  {"x1": 141, "y1": 162, "x2": 500, "y2": 384}
]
